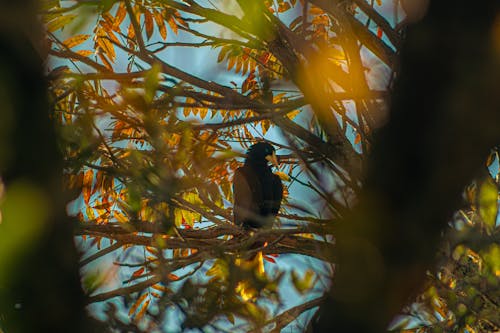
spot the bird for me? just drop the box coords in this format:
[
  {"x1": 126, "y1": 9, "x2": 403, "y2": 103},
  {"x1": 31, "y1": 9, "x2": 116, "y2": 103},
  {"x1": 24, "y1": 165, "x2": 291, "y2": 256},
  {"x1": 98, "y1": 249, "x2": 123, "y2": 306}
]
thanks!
[{"x1": 233, "y1": 142, "x2": 283, "y2": 229}]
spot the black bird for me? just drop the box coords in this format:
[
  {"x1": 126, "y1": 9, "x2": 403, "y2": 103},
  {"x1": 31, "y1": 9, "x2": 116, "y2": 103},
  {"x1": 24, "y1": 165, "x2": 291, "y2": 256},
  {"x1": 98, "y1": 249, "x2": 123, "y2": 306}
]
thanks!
[{"x1": 233, "y1": 142, "x2": 283, "y2": 229}]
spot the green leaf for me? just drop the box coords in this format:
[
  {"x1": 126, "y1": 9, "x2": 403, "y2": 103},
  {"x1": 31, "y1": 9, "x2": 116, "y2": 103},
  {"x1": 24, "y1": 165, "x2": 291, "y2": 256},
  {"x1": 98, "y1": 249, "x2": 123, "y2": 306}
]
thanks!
[
  {"x1": 291, "y1": 269, "x2": 315, "y2": 294},
  {"x1": 478, "y1": 178, "x2": 499, "y2": 231},
  {"x1": 46, "y1": 14, "x2": 77, "y2": 32},
  {"x1": 144, "y1": 63, "x2": 162, "y2": 104}
]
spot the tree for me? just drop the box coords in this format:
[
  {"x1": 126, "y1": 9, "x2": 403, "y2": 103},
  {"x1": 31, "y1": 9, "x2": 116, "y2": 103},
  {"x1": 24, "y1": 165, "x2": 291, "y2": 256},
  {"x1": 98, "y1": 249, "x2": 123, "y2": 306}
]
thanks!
[{"x1": 2, "y1": 0, "x2": 498, "y2": 332}]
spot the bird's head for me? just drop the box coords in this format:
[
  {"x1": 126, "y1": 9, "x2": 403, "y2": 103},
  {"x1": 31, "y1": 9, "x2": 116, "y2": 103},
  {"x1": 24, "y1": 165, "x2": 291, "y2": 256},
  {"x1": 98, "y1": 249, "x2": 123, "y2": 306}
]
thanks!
[{"x1": 246, "y1": 142, "x2": 279, "y2": 167}]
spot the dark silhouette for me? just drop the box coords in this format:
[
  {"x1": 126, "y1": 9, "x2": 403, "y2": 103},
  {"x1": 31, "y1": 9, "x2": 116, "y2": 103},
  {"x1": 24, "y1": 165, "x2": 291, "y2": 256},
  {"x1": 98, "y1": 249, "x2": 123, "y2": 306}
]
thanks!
[{"x1": 233, "y1": 142, "x2": 283, "y2": 229}]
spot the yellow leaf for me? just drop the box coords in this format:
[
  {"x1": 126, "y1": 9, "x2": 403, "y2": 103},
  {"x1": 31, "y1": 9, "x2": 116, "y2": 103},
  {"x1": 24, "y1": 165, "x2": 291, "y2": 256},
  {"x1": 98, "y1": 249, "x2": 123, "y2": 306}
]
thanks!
[
  {"x1": 62, "y1": 34, "x2": 90, "y2": 48},
  {"x1": 46, "y1": 14, "x2": 76, "y2": 32},
  {"x1": 286, "y1": 109, "x2": 301, "y2": 120},
  {"x1": 199, "y1": 108, "x2": 208, "y2": 120},
  {"x1": 272, "y1": 92, "x2": 287, "y2": 104},
  {"x1": 275, "y1": 171, "x2": 290, "y2": 181},
  {"x1": 96, "y1": 35, "x2": 115, "y2": 61},
  {"x1": 134, "y1": 299, "x2": 150, "y2": 321},
  {"x1": 114, "y1": 210, "x2": 128, "y2": 223},
  {"x1": 291, "y1": 269, "x2": 315, "y2": 294},
  {"x1": 76, "y1": 50, "x2": 93, "y2": 57}
]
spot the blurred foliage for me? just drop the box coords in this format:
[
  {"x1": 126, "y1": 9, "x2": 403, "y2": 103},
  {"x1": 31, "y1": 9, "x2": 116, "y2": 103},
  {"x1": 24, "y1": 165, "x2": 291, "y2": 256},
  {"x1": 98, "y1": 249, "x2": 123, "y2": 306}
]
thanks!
[
  {"x1": 33, "y1": 0, "x2": 500, "y2": 332},
  {"x1": 392, "y1": 156, "x2": 500, "y2": 332}
]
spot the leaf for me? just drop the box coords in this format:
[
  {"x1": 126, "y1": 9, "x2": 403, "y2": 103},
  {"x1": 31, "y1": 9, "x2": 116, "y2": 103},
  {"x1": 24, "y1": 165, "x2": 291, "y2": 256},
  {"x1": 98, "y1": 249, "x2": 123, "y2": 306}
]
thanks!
[
  {"x1": 227, "y1": 57, "x2": 236, "y2": 71},
  {"x1": 354, "y1": 133, "x2": 361, "y2": 144},
  {"x1": 153, "y1": 9, "x2": 167, "y2": 40},
  {"x1": 75, "y1": 50, "x2": 94, "y2": 57},
  {"x1": 377, "y1": 27, "x2": 383, "y2": 39},
  {"x1": 82, "y1": 169, "x2": 94, "y2": 205},
  {"x1": 144, "y1": 9, "x2": 154, "y2": 40},
  {"x1": 226, "y1": 313, "x2": 235, "y2": 324},
  {"x1": 96, "y1": 35, "x2": 115, "y2": 61},
  {"x1": 199, "y1": 107, "x2": 208, "y2": 120},
  {"x1": 46, "y1": 14, "x2": 77, "y2": 32},
  {"x1": 114, "y1": 210, "x2": 128, "y2": 223},
  {"x1": 151, "y1": 283, "x2": 171, "y2": 293},
  {"x1": 478, "y1": 178, "x2": 498, "y2": 231},
  {"x1": 168, "y1": 273, "x2": 180, "y2": 281},
  {"x1": 97, "y1": 51, "x2": 113, "y2": 70},
  {"x1": 291, "y1": 269, "x2": 315, "y2": 294},
  {"x1": 113, "y1": 2, "x2": 127, "y2": 30},
  {"x1": 309, "y1": 6, "x2": 324, "y2": 15},
  {"x1": 128, "y1": 293, "x2": 148, "y2": 316},
  {"x1": 286, "y1": 109, "x2": 301, "y2": 120},
  {"x1": 275, "y1": 171, "x2": 290, "y2": 181},
  {"x1": 131, "y1": 267, "x2": 145, "y2": 278},
  {"x1": 217, "y1": 45, "x2": 231, "y2": 63},
  {"x1": 278, "y1": 1, "x2": 291, "y2": 12},
  {"x1": 272, "y1": 92, "x2": 287, "y2": 104},
  {"x1": 127, "y1": 23, "x2": 135, "y2": 40},
  {"x1": 261, "y1": 120, "x2": 270, "y2": 134},
  {"x1": 62, "y1": 34, "x2": 90, "y2": 48},
  {"x1": 167, "y1": 15, "x2": 178, "y2": 34},
  {"x1": 263, "y1": 255, "x2": 276, "y2": 263}
]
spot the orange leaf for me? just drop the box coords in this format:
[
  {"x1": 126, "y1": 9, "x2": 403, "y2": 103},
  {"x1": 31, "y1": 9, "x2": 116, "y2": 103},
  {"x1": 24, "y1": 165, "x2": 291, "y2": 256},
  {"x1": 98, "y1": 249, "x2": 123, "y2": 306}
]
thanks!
[
  {"x1": 128, "y1": 293, "x2": 148, "y2": 316},
  {"x1": 377, "y1": 27, "x2": 383, "y2": 39},
  {"x1": 82, "y1": 169, "x2": 94, "y2": 204},
  {"x1": 264, "y1": 255, "x2": 276, "y2": 263},
  {"x1": 354, "y1": 133, "x2": 361, "y2": 144},
  {"x1": 168, "y1": 273, "x2": 180, "y2": 281},
  {"x1": 127, "y1": 23, "x2": 135, "y2": 40},
  {"x1": 113, "y1": 2, "x2": 127, "y2": 30},
  {"x1": 167, "y1": 15, "x2": 178, "y2": 34},
  {"x1": 132, "y1": 267, "x2": 145, "y2": 278},
  {"x1": 153, "y1": 10, "x2": 167, "y2": 40},
  {"x1": 151, "y1": 283, "x2": 171, "y2": 293},
  {"x1": 144, "y1": 10, "x2": 154, "y2": 40}
]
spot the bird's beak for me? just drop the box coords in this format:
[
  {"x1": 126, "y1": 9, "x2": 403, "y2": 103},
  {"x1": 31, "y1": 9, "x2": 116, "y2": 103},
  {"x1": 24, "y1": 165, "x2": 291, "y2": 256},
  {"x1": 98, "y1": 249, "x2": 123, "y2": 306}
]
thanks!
[{"x1": 265, "y1": 151, "x2": 279, "y2": 167}]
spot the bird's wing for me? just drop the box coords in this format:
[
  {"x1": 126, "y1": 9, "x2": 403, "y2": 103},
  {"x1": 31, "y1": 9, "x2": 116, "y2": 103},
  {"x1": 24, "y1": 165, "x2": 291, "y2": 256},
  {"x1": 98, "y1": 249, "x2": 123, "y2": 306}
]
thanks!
[
  {"x1": 233, "y1": 167, "x2": 259, "y2": 226},
  {"x1": 270, "y1": 174, "x2": 283, "y2": 215}
]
